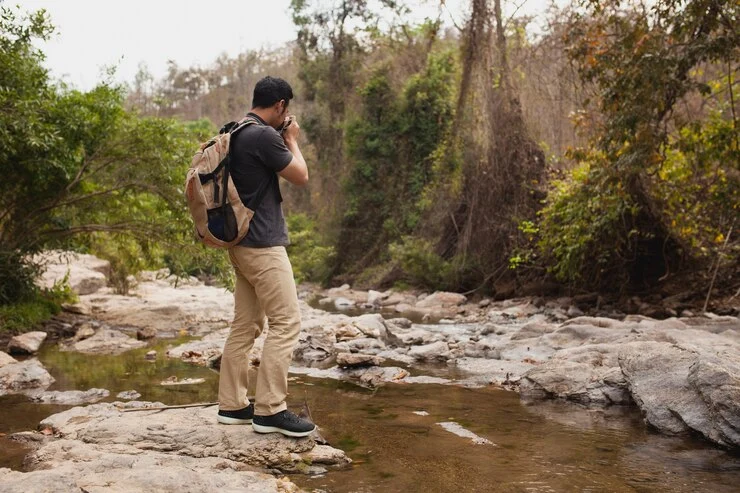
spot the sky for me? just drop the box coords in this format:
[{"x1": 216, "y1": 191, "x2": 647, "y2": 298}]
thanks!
[{"x1": 10, "y1": 0, "x2": 550, "y2": 90}]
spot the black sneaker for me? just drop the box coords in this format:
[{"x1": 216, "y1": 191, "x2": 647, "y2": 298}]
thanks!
[
  {"x1": 217, "y1": 403, "x2": 254, "y2": 425},
  {"x1": 252, "y1": 410, "x2": 316, "y2": 437}
]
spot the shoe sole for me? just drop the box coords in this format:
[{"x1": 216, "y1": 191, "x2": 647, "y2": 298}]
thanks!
[
  {"x1": 252, "y1": 423, "x2": 316, "y2": 437},
  {"x1": 217, "y1": 415, "x2": 252, "y2": 425}
]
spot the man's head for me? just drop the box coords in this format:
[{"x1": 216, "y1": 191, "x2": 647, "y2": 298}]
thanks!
[{"x1": 251, "y1": 76, "x2": 294, "y2": 129}]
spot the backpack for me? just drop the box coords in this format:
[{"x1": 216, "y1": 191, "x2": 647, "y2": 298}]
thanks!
[{"x1": 184, "y1": 118, "x2": 271, "y2": 248}]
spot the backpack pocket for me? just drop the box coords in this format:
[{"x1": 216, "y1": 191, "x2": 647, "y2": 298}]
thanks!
[{"x1": 207, "y1": 204, "x2": 238, "y2": 242}]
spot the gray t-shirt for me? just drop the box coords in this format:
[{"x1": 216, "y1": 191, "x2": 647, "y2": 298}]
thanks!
[{"x1": 229, "y1": 113, "x2": 293, "y2": 247}]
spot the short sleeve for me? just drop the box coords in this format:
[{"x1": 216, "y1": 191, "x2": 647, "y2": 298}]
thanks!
[{"x1": 257, "y1": 128, "x2": 294, "y2": 172}]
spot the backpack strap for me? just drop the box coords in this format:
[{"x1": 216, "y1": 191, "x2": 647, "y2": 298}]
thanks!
[{"x1": 224, "y1": 117, "x2": 274, "y2": 212}]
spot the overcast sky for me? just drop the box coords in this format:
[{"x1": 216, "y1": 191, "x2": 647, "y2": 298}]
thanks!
[{"x1": 11, "y1": 0, "x2": 550, "y2": 90}]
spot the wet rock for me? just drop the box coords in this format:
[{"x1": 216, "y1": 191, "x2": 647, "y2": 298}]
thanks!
[
  {"x1": 8, "y1": 331, "x2": 47, "y2": 355},
  {"x1": 416, "y1": 291, "x2": 466, "y2": 309},
  {"x1": 116, "y1": 390, "x2": 141, "y2": 400},
  {"x1": 29, "y1": 388, "x2": 110, "y2": 405},
  {"x1": 0, "y1": 352, "x2": 17, "y2": 368},
  {"x1": 35, "y1": 251, "x2": 109, "y2": 295},
  {"x1": 136, "y1": 327, "x2": 157, "y2": 340},
  {"x1": 318, "y1": 297, "x2": 334, "y2": 306},
  {"x1": 619, "y1": 342, "x2": 740, "y2": 448},
  {"x1": 437, "y1": 422, "x2": 494, "y2": 445},
  {"x1": 36, "y1": 401, "x2": 349, "y2": 473},
  {"x1": 408, "y1": 341, "x2": 450, "y2": 361},
  {"x1": 291, "y1": 365, "x2": 409, "y2": 388},
  {"x1": 0, "y1": 359, "x2": 55, "y2": 396},
  {"x1": 0, "y1": 438, "x2": 302, "y2": 492},
  {"x1": 336, "y1": 352, "x2": 385, "y2": 368},
  {"x1": 62, "y1": 328, "x2": 146, "y2": 355}
]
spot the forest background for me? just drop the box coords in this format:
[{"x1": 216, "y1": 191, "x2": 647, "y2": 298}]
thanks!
[{"x1": 1, "y1": 0, "x2": 737, "y2": 332}]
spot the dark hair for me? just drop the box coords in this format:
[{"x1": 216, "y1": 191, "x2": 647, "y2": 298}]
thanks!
[{"x1": 252, "y1": 76, "x2": 294, "y2": 109}]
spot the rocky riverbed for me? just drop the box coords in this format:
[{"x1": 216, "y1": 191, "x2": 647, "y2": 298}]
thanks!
[{"x1": 0, "y1": 251, "x2": 738, "y2": 491}]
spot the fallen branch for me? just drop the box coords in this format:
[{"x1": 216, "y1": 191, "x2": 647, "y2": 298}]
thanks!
[{"x1": 121, "y1": 402, "x2": 218, "y2": 412}]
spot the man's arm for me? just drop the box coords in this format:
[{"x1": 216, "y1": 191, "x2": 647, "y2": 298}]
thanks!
[{"x1": 278, "y1": 119, "x2": 309, "y2": 186}]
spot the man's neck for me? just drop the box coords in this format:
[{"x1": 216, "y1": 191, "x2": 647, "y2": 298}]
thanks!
[{"x1": 248, "y1": 108, "x2": 271, "y2": 126}]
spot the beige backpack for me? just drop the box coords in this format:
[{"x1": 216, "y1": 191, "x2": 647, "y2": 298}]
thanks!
[{"x1": 184, "y1": 118, "x2": 270, "y2": 248}]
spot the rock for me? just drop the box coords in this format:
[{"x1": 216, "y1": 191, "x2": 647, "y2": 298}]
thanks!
[
  {"x1": 0, "y1": 351, "x2": 17, "y2": 368},
  {"x1": 0, "y1": 359, "x2": 55, "y2": 396},
  {"x1": 408, "y1": 341, "x2": 450, "y2": 361},
  {"x1": 61, "y1": 301, "x2": 92, "y2": 315},
  {"x1": 7, "y1": 331, "x2": 47, "y2": 355},
  {"x1": 145, "y1": 350, "x2": 157, "y2": 361},
  {"x1": 62, "y1": 328, "x2": 146, "y2": 355},
  {"x1": 520, "y1": 360, "x2": 630, "y2": 405},
  {"x1": 334, "y1": 324, "x2": 363, "y2": 341},
  {"x1": 379, "y1": 292, "x2": 408, "y2": 307},
  {"x1": 387, "y1": 317, "x2": 413, "y2": 329},
  {"x1": 328, "y1": 284, "x2": 351, "y2": 295},
  {"x1": 478, "y1": 299, "x2": 492, "y2": 308},
  {"x1": 0, "y1": 438, "x2": 301, "y2": 492},
  {"x1": 29, "y1": 388, "x2": 110, "y2": 405},
  {"x1": 437, "y1": 422, "x2": 494, "y2": 445},
  {"x1": 336, "y1": 352, "x2": 385, "y2": 368},
  {"x1": 36, "y1": 402, "x2": 349, "y2": 473},
  {"x1": 334, "y1": 297, "x2": 355, "y2": 309},
  {"x1": 566, "y1": 306, "x2": 585, "y2": 317},
  {"x1": 456, "y1": 357, "x2": 536, "y2": 387},
  {"x1": 415, "y1": 291, "x2": 466, "y2": 309},
  {"x1": 318, "y1": 297, "x2": 334, "y2": 306},
  {"x1": 136, "y1": 327, "x2": 157, "y2": 340},
  {"x1": 35, "y1": 251, "x2": 109, "y2": 295},
  {"x1": 166, "y1": 328, "x2": 229, "y2": 365},
  {"x1": 345, "y1": 337, "x2": 386, "y2": 354},
  {"x1": 116, "y1": 390, "x2": 141, "y2": 400},
  {"x1": 501, "y1": 303, "x2": 540, "y2": 319},
  {"x1": 161, "y1": 377, "x2": 206, "y2": 386},
  {"x1": 73, "y1": 323, "x2": 96, "y2": 341},
  {"x1": 367, "y1": 290, "x2": 385, "y2": 306},
  {"x1": 510, "y1": 321, "x2": 555, "y2": 341},
  {"x1": 619, "y1": 342, "x2": 740, "y2": 447},
  {"x1": 351, "y1": 313, "x2": 387, "y2": 340}
]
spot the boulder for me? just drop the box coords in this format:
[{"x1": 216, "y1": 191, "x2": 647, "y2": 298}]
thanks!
[
  {"x1": 416, "y1": 291, "x2": 466, "y2": 309},
  {"x1": 619, "y1": 342, "x2": 740, "y2": 448},
  {"x1": 0, "y1": 359, "x2": 55, "y2": 396},
  {"x1": 7, "y1": 331, "x2": 47, "y2": 355},
  {"x1": 61, "y1": 301, "x2": 92, "y2": 315},
  {"x1": 136, "y1": 327, "x2": 157, "y2": 340}
]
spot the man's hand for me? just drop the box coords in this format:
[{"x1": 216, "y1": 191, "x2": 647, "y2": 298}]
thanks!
[
  {"x1": 278, "y1": 116, "x2": 308, "y2": 186},
  {"x1": 282, "y1": 116, "x2": 300, "y2": 142}
]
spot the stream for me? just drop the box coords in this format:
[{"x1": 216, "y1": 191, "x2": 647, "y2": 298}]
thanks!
[{"x1": 1, "y1": 332, "x2": 739, "y2": 492}]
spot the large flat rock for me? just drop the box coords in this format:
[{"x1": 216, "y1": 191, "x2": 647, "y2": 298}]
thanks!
[
  {"x1": 38, "y1": 402, "x2": 350, "y2": 472},
  {"x1": 0, "y1": 438, "x2": 300, "y2": 493},
  {"x1": 35, "y1": 250, "x2": 109, "y2": 295}
]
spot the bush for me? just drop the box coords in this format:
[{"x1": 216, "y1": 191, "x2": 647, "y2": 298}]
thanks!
[
  {"x1": 286, "y1": 213, "x2": 336, "y2": 284},
  {"x1": 389, "y1": 236, "x2": 479, "y2": 291}
]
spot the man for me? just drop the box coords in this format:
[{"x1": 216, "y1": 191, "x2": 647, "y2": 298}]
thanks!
[{"x1": 216, "y1": 76, "x2": 314, "y2": 438}]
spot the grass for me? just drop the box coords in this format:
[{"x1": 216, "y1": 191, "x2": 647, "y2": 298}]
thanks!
[{"x1": 0, "y1": 297, "x2": 61, "y2": 334}]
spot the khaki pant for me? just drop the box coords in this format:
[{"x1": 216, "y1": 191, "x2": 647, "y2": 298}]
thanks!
[{"x1": 218, "y1": 246, "x2": 301, "y2": 416}]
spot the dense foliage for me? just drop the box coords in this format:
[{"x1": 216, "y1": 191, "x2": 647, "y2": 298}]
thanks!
[{"x1": 1, "y1": 0, "x2": 737, "y2": 318}]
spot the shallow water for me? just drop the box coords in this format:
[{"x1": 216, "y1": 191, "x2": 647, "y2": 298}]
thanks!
[{"x1": 1, "y1": 341, "x2": 739, "y2": 492}]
